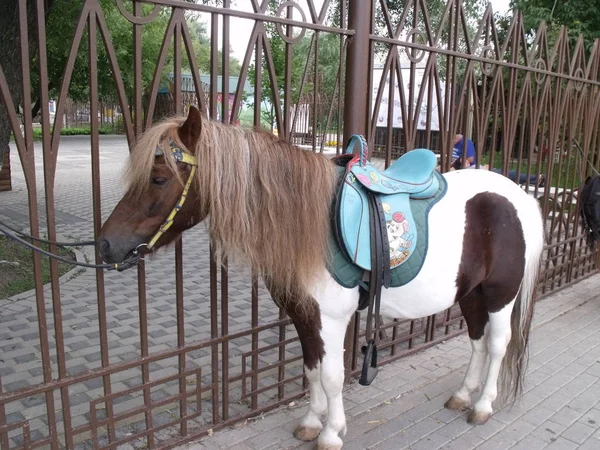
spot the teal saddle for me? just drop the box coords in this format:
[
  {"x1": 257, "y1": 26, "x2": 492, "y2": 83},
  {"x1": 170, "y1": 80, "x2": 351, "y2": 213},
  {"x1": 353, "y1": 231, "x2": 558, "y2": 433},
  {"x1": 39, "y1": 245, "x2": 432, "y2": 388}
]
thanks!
[
  {"x1": 331, "y1": 135, "x2": 447, "y2": 287},
  {"x1": 330, "y1": 135, "x2": 447, "y2": 386}
]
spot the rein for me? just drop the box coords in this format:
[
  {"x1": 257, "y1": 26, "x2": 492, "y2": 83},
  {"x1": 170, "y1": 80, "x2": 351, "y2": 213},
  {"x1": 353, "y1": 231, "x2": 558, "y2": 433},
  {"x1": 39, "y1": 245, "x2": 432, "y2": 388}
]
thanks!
[
  {"x1": 0, "y1": 220, "x2": 132, "y2": 271},
  {"x1": 0, "y1": 141, "x2": 197, "y2": 272}
]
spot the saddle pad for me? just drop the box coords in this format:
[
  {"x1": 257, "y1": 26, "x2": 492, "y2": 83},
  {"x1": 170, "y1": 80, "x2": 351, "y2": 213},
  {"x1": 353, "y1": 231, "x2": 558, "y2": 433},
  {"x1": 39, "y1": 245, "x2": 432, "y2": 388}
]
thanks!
[{"x1": 328, "y1": 169, "x2": 448, "y2": 289}]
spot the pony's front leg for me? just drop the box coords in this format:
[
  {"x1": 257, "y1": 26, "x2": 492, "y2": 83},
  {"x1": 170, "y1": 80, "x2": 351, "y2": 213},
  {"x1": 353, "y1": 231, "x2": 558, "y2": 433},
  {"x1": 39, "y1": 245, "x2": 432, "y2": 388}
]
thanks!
[
  {"x1": 316, "y1": 314, "x2": 351, "y2": 450},
  {"x1": 294, "y1": 364, "x2": 327, "y2": 441}
]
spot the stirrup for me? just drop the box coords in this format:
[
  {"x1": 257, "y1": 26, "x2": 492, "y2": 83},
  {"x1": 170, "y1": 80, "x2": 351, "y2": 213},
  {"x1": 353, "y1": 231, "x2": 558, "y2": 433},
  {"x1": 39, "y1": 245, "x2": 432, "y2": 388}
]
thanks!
[{"x1": 359, "y1": 340, "x2": 378, "y2": 386}]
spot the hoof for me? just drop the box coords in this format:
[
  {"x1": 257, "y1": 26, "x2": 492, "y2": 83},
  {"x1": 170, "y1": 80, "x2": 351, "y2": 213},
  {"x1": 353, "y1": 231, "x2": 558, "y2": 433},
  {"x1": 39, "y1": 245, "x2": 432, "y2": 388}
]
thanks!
[
  {"x1": 467, "y1": 410, "x2": 491, "y2": 425},
  {"x1": 314, "y1": 444, "x2": 343, "y2": 450},
  {"x1": 294, "y1": 425, "x2": 321, "y2": 442},
  {"x1": 444, "y1": 396, "x2": 470, "y2": 411}
]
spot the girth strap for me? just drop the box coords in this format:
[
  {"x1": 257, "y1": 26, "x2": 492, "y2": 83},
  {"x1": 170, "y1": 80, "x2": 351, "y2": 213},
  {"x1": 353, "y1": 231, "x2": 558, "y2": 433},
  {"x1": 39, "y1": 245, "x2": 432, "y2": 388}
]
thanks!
[{"x1": 359, "y1": 192, "x2": 389, "y2": 386}]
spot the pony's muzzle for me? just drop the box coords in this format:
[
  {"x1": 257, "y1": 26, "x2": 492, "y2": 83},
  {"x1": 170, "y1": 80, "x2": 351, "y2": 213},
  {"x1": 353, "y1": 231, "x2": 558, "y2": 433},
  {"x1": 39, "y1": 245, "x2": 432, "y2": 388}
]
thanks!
[{"x1": 98, "y1": 235, "x2": 146, "y2": 264}]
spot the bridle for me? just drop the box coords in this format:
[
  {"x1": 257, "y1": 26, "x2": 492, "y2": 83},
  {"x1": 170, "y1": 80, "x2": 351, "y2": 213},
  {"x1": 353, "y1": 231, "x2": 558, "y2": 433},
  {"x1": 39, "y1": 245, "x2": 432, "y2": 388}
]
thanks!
[
  {"x1": 136, "y1": 141, "x2": 198, "y2": 253},
  {"x1": 0, "y1": 141, "x2": 197, "y2": 272}
]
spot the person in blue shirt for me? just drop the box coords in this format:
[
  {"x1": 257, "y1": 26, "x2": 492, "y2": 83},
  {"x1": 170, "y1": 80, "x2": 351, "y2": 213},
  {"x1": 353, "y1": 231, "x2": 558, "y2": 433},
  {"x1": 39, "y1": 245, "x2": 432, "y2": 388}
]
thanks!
[
  {"x1": 451, "y1": 135, "x2": 477, "y2": 169},
  {"x1": 451, "y1": 134, "x2": 545, "y2": 187}
]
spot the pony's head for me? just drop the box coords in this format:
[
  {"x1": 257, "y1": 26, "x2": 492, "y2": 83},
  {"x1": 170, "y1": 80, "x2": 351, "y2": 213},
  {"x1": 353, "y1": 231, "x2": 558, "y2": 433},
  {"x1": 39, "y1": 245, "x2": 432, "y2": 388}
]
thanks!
[
  {"x1": 99, "y1": 106, "x2": 337, "y2": 294},
  {"x1": 98, "y1": 107, "x2": 204, "y2": 264}
]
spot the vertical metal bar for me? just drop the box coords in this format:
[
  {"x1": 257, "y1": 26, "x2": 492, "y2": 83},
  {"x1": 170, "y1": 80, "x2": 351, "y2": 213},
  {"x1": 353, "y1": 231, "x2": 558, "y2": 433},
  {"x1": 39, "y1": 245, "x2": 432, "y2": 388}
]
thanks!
[
  {"x1": 250, "y1": 25, "x2": 262, "y2": 393},
  {"x1": 278, "y1": 307, "x2": 286, "y2": 400},
  {"x1": 343, "y1": 0, "x2": 371, "y2": 142},
  {"x1": 175, "y1": 235, "x2": 187, "y2": 433},
  {"x1": 283, "y1": 3, "x2": 293, "y2": 139},
  {"x1": 385, "y1": 56, "x2": 395, "y2": 167},
  {"x1": 312, "y1": 31, "x2": 319, "y2": 151},
  {"x1": 221, "y1": 4, "x2": 231, "y2": 421},
  {"x1": 87, "y1": 8, "x2": 116, "y2": 447},
  {"x1": 209, "y1": 11, "x2": 221, "y2": 426},
  {"x1": 222, "y1": 1, "x2": 230, "y2": 124},
  {"x1": 221, "y1": 257, "x2": 229, "y2": 420},
  {"x1": 133, "y1": 0, "x2": 143, "y2": 137},
  {"x1": 342, "y1": 0, "x2": 372, "y2": 373},
  {"x1": 32, "y1": 0, "x2": 61, "y2": 447},
  {"x1": 131, "y1": 1, "x2": 152, "y2": 446},
  {"x1": 251, "y1": 276, "x2": 259, "y2": 410},
  {"x1": 0, "y1": 379, "x2": 7, "y2": 450},
  {"x1": 173, "y1": 21, "x2": 188, "y2": 433}
]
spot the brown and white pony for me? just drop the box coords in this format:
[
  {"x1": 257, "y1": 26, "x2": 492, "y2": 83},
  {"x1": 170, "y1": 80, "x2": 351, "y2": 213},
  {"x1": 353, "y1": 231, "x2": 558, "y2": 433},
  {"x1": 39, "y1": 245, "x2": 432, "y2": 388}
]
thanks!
[{"x1": 99, "y1": 107, "x2": 544, "y2": 449}]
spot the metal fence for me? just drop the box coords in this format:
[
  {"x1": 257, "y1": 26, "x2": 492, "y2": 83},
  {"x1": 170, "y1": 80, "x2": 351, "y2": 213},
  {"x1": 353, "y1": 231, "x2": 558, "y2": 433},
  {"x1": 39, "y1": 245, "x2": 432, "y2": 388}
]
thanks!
[{"x1": 0, "y1": 0, "x2": 599, "y2": 449}]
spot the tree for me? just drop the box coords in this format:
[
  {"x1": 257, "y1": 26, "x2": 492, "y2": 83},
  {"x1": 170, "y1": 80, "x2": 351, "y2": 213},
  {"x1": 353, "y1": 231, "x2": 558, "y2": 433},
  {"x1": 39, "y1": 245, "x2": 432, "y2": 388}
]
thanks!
[
  {"x1": 510, "y1": 0, "x2": 599, "y2": 55},
  {"x1": 0, "y1": 0, "x2": 236, "y2": 173}
]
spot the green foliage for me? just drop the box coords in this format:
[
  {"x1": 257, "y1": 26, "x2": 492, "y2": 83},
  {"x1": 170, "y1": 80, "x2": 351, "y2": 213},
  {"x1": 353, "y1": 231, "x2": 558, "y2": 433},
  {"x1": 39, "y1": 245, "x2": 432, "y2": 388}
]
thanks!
[
  {"x1": 39, "y1": 0, "x2": 240, "y2": 103},
  {"x1": 247, "y1": 1, "x2": 344, "y2": 127},
  {"x1": 510, "y1": 0, "x2": 599, "y2": 55}
]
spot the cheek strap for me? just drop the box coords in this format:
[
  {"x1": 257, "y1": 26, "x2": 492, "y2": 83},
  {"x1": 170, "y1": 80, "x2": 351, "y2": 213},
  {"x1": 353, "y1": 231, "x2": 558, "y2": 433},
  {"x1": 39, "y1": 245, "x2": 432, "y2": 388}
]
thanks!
[{"x1": 145, "y1": 164, "x2": 197, "y2": 250}]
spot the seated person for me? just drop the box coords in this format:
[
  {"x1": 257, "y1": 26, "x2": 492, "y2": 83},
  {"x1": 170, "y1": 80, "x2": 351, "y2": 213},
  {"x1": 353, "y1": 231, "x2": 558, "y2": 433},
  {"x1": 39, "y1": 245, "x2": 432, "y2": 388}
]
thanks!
[
  {"x1": 451, "y1": 134, "x2": 476, "y2": 169},
  {"x1": 451, "y1": 134, "x2": 545, "y2": 187}
]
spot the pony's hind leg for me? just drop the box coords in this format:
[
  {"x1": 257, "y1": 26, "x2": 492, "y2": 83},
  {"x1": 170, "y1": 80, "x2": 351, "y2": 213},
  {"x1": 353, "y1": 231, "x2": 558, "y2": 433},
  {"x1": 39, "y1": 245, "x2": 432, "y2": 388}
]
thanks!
[
  {"x1": 445, "y1": 332, "x2": 488, "y2": 411},
  {"x1": 446, "y1": 291, "x2": 489, "y2": 412},
  {"x1": 469, "y1": 300, "x2": 514, "y2": 425}
]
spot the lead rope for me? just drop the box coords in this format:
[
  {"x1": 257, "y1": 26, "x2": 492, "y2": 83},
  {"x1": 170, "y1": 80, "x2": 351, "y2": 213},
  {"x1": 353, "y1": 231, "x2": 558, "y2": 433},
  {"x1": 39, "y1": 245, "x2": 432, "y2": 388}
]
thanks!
[{"x1": 0, "y1": 222, "x2": 137, "y2": 271}]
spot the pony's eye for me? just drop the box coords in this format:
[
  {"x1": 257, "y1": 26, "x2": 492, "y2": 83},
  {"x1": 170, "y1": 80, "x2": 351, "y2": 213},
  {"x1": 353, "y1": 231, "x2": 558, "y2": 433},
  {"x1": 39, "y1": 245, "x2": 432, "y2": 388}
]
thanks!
[{"x1": 151, "y1": 177, "x2": 168, "y2": 186}]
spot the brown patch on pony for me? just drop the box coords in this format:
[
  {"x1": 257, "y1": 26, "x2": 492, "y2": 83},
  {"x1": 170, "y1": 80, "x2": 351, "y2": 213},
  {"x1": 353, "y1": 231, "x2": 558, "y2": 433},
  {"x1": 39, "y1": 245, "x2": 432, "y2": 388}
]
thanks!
[
  {"x1": 268, "y1": 285, "x2": 324, "y2": 370},
  {"x1": 125, "y1": 109, "x2": 338, "y2": 297},
  {"x1": 456, "y1": 191, "x2": 530, "y2": 402},
  {"x1": 455, "y1": 192, "x2": 525, "y2": 312}
]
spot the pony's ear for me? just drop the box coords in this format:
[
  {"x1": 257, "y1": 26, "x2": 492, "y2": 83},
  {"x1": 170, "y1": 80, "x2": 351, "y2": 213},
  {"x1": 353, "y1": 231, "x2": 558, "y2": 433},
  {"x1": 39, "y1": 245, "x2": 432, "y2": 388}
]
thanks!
[{"x1": 179, "y1": 106, "x2": 202, "y2": 148}]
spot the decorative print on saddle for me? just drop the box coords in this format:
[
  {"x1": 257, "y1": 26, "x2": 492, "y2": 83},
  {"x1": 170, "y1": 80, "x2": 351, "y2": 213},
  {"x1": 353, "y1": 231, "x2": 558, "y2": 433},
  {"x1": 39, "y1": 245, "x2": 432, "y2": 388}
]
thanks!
[{"x1": 331, "y1": 135, "x2": 446, "y2": 385}]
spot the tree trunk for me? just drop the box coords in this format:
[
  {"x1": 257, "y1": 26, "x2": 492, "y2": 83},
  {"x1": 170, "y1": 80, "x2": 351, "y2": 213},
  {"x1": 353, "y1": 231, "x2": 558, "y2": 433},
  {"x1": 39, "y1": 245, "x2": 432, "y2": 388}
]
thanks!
[{"x1": 0, "y1": 2, "x2": 23, "y2": 177}]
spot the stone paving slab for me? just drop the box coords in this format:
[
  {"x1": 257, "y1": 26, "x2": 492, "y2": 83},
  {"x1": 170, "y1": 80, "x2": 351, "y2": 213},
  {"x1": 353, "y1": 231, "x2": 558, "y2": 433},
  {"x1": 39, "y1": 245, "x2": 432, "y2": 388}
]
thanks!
[
  {"x1": 180, "y1": 275, "x2": 600, "y2": 450},
  {"x1": 0, "y1": 138, "x2": 297, "y2": 448}
]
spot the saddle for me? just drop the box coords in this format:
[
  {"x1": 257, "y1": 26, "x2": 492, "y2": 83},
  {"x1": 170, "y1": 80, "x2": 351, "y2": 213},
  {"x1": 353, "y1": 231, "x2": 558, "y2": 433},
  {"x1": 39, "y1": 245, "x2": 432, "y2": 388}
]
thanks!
[
  {"x1": 332, "y1": 135, "x2": 439, "y2": 387},
  {"x1": 334, "y1": 135, "x2": 439, "y2": 274}
]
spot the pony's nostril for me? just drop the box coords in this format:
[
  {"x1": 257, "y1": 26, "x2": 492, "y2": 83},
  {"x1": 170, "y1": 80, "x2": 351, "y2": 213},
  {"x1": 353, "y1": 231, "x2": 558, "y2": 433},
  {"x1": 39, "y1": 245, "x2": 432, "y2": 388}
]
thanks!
[{"x1": 98, "y1": 238, "x2": 110, "y2": 253}]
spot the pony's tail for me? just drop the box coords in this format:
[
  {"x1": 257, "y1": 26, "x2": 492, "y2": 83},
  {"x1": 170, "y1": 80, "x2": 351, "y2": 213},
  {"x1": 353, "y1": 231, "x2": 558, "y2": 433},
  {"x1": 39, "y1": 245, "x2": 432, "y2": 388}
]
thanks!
[{"x1": 499, "y1": 203, "x2": 544, "y2": 403}]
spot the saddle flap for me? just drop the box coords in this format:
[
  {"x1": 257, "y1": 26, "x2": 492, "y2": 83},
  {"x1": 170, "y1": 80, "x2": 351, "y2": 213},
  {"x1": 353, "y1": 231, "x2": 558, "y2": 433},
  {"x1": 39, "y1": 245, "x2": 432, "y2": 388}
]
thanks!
[{"x1": 338, "y1": 170, "x2": 417, "y2": 271}]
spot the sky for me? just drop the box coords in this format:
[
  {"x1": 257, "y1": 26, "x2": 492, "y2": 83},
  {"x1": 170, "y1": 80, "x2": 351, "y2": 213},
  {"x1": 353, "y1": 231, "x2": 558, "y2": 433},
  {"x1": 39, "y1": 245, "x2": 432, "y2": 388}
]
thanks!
[{"x1": 219, "y1": 0, "x2": 514, "y2": 62}]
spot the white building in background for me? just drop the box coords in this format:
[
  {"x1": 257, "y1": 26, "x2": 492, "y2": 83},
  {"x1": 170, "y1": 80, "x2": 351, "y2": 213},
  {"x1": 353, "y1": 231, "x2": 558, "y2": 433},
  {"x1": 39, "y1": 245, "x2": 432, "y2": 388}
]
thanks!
[{"x1": 372, "y1": 62, "x2": 446, "y2": 132}]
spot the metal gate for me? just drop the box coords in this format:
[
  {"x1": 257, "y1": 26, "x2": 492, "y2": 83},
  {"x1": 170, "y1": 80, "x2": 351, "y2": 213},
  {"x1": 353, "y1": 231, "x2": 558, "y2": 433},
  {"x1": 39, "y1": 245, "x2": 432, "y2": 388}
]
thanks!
[{"x1": 0, "y1": 1, "x2": 599, "y2": 449}]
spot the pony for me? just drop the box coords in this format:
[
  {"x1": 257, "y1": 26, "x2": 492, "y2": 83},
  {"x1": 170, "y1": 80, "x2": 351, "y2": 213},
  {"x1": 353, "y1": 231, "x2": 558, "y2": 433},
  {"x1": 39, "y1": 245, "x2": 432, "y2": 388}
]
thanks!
[{"x1": 99, "y1": 107, "x2": 545, "y2": 450}]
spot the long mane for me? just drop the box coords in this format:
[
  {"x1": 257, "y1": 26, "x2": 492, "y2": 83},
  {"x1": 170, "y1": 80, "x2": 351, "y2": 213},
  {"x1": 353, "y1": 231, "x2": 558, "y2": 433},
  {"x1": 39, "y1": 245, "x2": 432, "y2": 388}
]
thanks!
[{"x1": 126, "y1": 116, "x2": 338, "y2": 295}]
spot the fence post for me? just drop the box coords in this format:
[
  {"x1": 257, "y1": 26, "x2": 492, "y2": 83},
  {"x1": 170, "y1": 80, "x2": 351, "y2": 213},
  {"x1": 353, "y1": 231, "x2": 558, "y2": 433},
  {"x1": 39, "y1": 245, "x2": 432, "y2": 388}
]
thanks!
[
  {"x1": 343, "y1": 0, "x2": 372, "y2": 143},
  {"x1": 342, "y1": 0, "x2": 373, "y2": 375}
]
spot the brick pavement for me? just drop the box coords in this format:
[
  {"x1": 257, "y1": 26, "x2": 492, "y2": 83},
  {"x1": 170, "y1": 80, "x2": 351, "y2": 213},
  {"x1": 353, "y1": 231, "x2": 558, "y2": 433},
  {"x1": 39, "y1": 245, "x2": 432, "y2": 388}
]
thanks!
[
  {"x1": 0, "y1": 137, "x2": 290, "y2": 447},
  {"x1": 180, "y1": 275, "x2": 600, "y2": 450}
]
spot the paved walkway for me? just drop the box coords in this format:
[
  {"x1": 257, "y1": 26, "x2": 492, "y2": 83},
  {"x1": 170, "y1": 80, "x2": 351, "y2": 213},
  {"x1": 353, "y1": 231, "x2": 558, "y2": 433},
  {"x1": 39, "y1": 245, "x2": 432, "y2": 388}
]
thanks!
[{"x1": 181, "y1": 275, "x2": 600, "y2": 450}]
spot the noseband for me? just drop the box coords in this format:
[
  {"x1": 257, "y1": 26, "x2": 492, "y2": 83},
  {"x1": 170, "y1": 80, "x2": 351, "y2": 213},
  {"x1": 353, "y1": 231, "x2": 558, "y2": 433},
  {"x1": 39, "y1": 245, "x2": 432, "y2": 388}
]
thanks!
[{"x1": 132, "y1": 141, "x2": 198, "y2": 256}]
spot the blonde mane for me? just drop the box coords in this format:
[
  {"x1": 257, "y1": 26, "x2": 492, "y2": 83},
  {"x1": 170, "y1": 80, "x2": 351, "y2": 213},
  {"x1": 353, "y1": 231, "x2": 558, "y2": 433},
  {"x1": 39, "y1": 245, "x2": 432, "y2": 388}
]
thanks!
[{"x1": 126, "y1": 116, "x2": 338, "y2": 295}]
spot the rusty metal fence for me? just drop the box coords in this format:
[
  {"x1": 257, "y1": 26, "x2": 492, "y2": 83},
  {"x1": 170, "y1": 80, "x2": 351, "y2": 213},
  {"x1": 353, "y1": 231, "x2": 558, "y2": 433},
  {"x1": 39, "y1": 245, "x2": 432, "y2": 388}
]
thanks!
[{"x1": 0, "y1": 0, "x2": 599, "y2": 449}]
